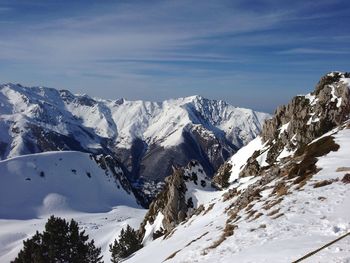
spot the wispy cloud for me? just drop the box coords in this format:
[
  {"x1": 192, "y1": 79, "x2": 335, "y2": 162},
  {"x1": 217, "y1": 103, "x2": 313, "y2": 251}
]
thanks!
[
  {"x1": 278, "y1": 48, "x2": 350, "y2": 55},
  {"x1": 0, "y1": 1, "x2": 288, "y2": 62},
  {"x1": 0, "y1": 6, "x2": 12, "y2": 12},
  {"x1": 0, "y1": 0, "x2": 349, "y2": 112}
]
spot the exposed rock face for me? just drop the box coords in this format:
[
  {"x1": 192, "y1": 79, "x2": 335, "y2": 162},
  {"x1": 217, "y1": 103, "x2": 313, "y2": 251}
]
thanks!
[
  {"x1": 239, "y1": 158, "x2": 261, "y2": 178},
  {"x1": 139, "y1": 161, "x2": 213, "y2": 241},
  {"x1": 212, "y1": 162, "x2": 232, "y2": 189},
  {"x1": 92, "y1": 154, "x2": 134, "y2": 195},
  {"x1": 262, "y1": 72, "x2": 350, "y2": 151},
  {"x1": 158, "y1": 168, "x2": 188, "y2": 231},
  {"x1": 239, "y1": 72, "x2": 350, "y2": 178},
  {"x1": 138, "y1": 167, "x2": 187, "y2": 240}
]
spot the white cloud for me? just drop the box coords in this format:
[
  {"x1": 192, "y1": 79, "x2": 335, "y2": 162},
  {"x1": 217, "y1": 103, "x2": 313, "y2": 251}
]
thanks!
[{"x1": 278, "y1": 48, "x2": 350, "y2": 55}]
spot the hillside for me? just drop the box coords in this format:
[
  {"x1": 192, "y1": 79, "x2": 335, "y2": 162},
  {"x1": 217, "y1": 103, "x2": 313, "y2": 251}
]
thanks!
[{"x1": 126, "y1": 72, "x2": 350, "y2": 262}]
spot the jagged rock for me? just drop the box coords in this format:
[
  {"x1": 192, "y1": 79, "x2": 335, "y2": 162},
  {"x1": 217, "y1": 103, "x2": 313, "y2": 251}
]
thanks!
[
  {"x1": 262, "y1": 72, "x2": 350, "y2": 147},
  {"x1": 138, "y1": 160, "x2": 213, "y2": 241},
  {"x1": 212, "y1": 162, "x2": 233, "y2": 189},
  {"x1": 92, "y1": 154, "x2": 134, "y2": 195},
  {"x1": 239, "y1": 159, "x2": 261, "y2": 178},
  {"x1": 240, "y1": 72, "x2": 350, "y2": 178},
  {"x1": 162, "y1": 167, "x2": 189, "y2": 231},
  {"x1": 138, "y1": 167, "x2": 187, "y2": 240},
  {"x1": 341, "y1": 174, "x2": 350, "y2": 184}
]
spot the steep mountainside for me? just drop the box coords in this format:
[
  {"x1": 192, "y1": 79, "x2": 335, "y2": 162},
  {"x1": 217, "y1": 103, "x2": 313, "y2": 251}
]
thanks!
[
  {"x1": 0, "y1": 84, "x2": 269, "y2": 201},
  {"x1": 128, "y1": 72, "x2": 350, "y2": 262}
]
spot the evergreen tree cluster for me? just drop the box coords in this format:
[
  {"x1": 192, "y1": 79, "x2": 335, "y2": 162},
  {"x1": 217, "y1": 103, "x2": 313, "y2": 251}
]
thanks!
[
  {"x1": 109, "y1": 225, "x2": 143, "y2": 263},
  {"x1": 12, "y1": 215, "x2": 102, "y2": 263}
]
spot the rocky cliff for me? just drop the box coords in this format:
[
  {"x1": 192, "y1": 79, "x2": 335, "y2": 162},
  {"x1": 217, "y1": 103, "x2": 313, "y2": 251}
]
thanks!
[
  {"x1": 138, "y1": 160, "x2": 214, "y2": 242},
  {"x1": 212, "y1": 72, "x2": 350, "y2": 184}
]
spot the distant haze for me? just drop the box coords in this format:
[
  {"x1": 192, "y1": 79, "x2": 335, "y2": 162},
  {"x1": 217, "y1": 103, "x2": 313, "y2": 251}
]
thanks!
[{"x1": 0, "y1": 0, "x2": 349, "y2": 113}]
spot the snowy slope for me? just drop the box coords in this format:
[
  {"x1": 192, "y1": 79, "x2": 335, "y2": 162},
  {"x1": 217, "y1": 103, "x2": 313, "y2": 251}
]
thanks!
[
  {"x1": 0, "y1": 206, "x2": 146, "y2": 263},
  {"x1": 0, "y1": 151, "x2": 146, "y2": 262},
  {"x1": 125, "y1": 125, "x2": 350, "y2": 263},
  {"x1": 0, "y1": 151, "x2": 140, "y2": 219}
]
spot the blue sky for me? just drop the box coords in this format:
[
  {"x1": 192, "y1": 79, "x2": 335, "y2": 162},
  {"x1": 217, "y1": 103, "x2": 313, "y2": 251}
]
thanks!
[{"x1": 0, "y1": 0, "x2": 349, "y2": 112}]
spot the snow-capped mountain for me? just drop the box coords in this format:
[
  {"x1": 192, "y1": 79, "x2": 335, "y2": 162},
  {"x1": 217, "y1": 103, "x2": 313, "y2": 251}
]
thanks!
[
  {"x1": 0, "y1": 84, "x2": 269, "y2": 202},
  {"x1": 125, "y1": 72, "x2": 350, "y2": 262}
]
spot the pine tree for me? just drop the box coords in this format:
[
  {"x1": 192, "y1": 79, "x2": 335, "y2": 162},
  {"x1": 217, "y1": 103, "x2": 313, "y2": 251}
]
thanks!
[
  {"x1": 109, "y1": 225, "x2": 143, "y2": 263},
  {"x1": 12, "y1": 215, "x2": 102, "y2": 263},
  {"x1": 14, "y1": 231, "x2": 45, "y2": 263}
]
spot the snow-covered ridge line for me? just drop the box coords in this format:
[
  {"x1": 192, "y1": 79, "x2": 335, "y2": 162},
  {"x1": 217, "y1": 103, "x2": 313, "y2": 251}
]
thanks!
[{"x1": 0, "y1": 83, "x2": 269, "y2": 150}]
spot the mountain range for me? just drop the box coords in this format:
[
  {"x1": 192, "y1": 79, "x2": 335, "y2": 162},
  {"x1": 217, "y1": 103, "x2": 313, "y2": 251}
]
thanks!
[{"x1": 0, "y1": 85, "x2": 269, "y2": 203}]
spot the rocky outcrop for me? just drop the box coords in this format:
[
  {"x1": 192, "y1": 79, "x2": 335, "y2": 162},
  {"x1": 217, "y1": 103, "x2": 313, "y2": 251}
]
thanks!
[
  {"x1": 138, "y1": 160, "x2": 213, "y2": 241},
  {"x1": 240, "y1": 72, "x2": 350, "y2": 178},
  {"x1": 158, "y1": 168, "x2": 188, "y2": 231},
  {"x1": 262, "y1": 72, "x2": 350, "y2": 150},
  {"x1": 92, "y1": 154, "x2": 134, "y2": 196},
  {"x1": 212, "y1": 162, "x2": 232, "y2": 189},
  {"x1": 239, "y1": 158, "x2": 261, "y2": 178},
  {"x1": 138, "y1": 166, "x2": 187, "y2": 240}
]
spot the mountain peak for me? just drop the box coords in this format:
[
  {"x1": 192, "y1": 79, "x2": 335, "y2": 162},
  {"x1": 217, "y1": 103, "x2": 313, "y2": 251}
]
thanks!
[
  {"x1": 315, "y1": 71, "x2": 350, "y2": 94},
  {"x1": 326, "y1": 71, "x2": 350, "y2": 78},
  {"x1": 182, "y1": 94, "x2": 203, "y2": 101}
]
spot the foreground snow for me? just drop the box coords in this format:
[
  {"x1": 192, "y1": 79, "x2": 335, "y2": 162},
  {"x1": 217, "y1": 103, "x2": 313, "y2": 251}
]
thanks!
[
  {"x1": 126, "y1": 128, "x2": 350, "y2": 263},
  {"x1": 0, "y1": 151, "x2": 139, "y2": 219},
  {"x1": 0, "y1": 207, "x2": 146, "y2": 263},
  {"x1": 0, "y1": 151, "x2": 146, "y2": 262}
]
